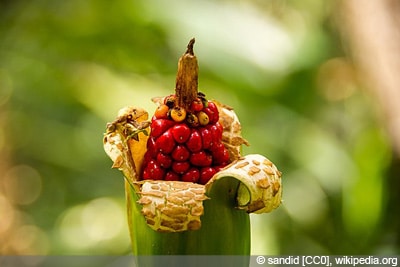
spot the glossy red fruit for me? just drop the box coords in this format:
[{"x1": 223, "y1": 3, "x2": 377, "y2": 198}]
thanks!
[
  {"x1": 207, "y1": 101, "x2": 217, "y2": 112},
  {"x1": 186, "y1": 129, "x2": 202, "y2": 152},
  {"x1": 165, "y1": 171, "x2": 180, "y2": 181},
  {"x1": 211, "y1": 143, "x2": 230, "y2": 165},
  {"x1": 155, "y1": 130, "x2": 175, "y2": 154},
  {"x1": 150, "y1": 119, "x2": 175, "y2": 138},
  {"x1": 171, "y1": 145, "x2": 190, "y2": 162},
  {"x1": 218, "y1": 149, "x2": 230, "y2": 165},
  {"x1": 172, "y1": 161, "x2": 190, "y2": 174},
  {"x1": 190, "y1": 98, "x2": 204, "y2": 112},
  {"x1": 171, "y1": 123, "x2": 191, "y2": 143},
  {"x1": 215, "y1": 121, "x2": 224, "y2": 134},
  {"x1": 209, "y1": 142, "x2": 223, "y2": 153},
  {"x1": 143, "y1": 152, "x2": 152, "y2": 168},
  {"x1": 202, "y1": 107, "x2": 214, "y2": 124},
  {"x1": 199, "y1": 127, "x2": 212, "y2": 149},
  {"x1": 142, "y1": 160, "x2": 165, "y2": 180},
  {"x1": 208, "y1": 122, "x2": 223, "y2": 143},
  {"x1": 199, "y1": 167, "x2": 217, "y2": 185},
  {"x1": 190, "y1": 151, "x2": 212, "y2": 167},
  {"x1": 207, "y1": 101, "x2": 219, "y2": 123},
  {"x1": 146, "y1": 138, "x2": 157, "y2": 158},
  {"x1": 156, "y1": 152, "x2": 173, "y2": 168},
  {"x1": 182, "y1": 167, "x2": 200, "y2": 183}
]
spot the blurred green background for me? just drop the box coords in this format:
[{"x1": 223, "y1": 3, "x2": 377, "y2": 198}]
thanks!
[{"x1": 1, "y1": 0, "x2": 399, "y2": 255}]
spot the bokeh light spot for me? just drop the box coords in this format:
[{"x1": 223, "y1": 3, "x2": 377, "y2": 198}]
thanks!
[
  {"x1": 57, "y1": 197, "x2": 129, "y2": 253},
  {"x1": 3, "y1": 165, "x2": 42, "y2": 205},
  {"x1": 9, "y1": 225, "x2": 49, "y2": 254},
  {"x1": 283, "y1": 171, "x2": 328, "y2": 227},
  {"x1": 0, "y1": 194, "x2": 15, "y2": 234}
]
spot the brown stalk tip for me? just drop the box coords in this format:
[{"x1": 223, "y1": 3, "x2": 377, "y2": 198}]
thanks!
[
  {"x1": 186, "y1": 38, "x2": 195, "y2": 55},
  {"x1": 175, "y1": 38, "x2": 199, "y2": 110}
]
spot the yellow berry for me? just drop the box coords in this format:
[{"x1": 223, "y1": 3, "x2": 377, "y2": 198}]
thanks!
[
  {"x1": 197, "y1": 111, "x2": 209, "y2": 126},
  {"x1": 170, "y1": 106, "x2": 187, "y2": 122}
]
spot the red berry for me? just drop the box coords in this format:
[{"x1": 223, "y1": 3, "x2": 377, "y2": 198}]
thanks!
[
  {"x1": 146, "y1": 138, "x2": 157, "y2": 158},
  {"x1": 215, "y1": 121, "x2": 223, "y2": 132},
  {"x1": 190, "y1": 151, "x2": 212, "y2": 167},
  {"x1": 182, "y1": 167, "x2": 200, "y2": 183},
  {"x1": 219, "y1": 149, "x2": 230, "y2": 164},
  {"x1": 150, "y1": 119, "x2": 175, "y2": 138},
  {"x1": 171, "y1": 145, "x2": 190, "y2": 162},
  {"x1": 199, "y1": 127, "x2": 213, "y2": 149},
  {"x1": 155, "y1": 129, "x2": 176, "y2": 154},
  {"x1": 190, "y1": 98, "x2": 204, "y2": 112},
  {"x1": 172, "y1": 161, "x2": 190, "y2": 174},
  {"x1": 203, "y1": 107, "x2": 214, "y2": 124},
  {"x1": 209, "y1": 142, "x2": 223, "y2": 153},
  {"x1": 208, "y1": 122, "x2": 223, "y2": 143},
  {"x1": 186, "y1": 129, "x2": 202, "y2": 152},
  {"x1": 143, "y1": 152, "x2": 152, "y2": 167},
  {"x1": 211, "y1": 143, "x2": 230, "y2": 165},
  {"x1": 207, "y1": 101, "x2": 217, "y2": 111},
  {"x1": 199, "y1": 167, "x2": 217, "y2": 184},
  {"x1": 207, "y1": 101, "x2": 219, "y2": 123},
  {"x1": 142, "y1": 160, "x2": 165, "y2": 180},
  {"x1": 165, "y1": 171, "x2": 180, "y2": 181},
  {"x1": 156, "y1": 152, "x2": 173, "y2": 168},
  {"x1": 171, "y1": 123, "x2": 191, "y2": 143}
]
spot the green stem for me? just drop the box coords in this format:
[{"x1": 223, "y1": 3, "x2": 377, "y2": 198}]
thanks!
[{"x1": 126, "y1": 177, "x2": 250, "y2": 266}]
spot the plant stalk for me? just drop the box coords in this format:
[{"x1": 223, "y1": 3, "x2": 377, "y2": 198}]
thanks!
[{"x1": 175, "y1": 38, "x2": 199, "y2": 110}]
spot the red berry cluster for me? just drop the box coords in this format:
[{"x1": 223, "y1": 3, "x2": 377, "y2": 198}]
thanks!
[{"x1": 141, "y1": 94, "x2": 230, "y2": 185}]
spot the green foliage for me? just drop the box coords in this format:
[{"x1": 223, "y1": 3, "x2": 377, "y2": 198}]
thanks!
[{"x1": 0, "y1": 0, "x2": 397, "y2": 255}]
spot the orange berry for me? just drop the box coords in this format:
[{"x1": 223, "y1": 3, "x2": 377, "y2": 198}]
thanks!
[{"x1": 154, "y1": 104, "x2": 169, "y2": 119}]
